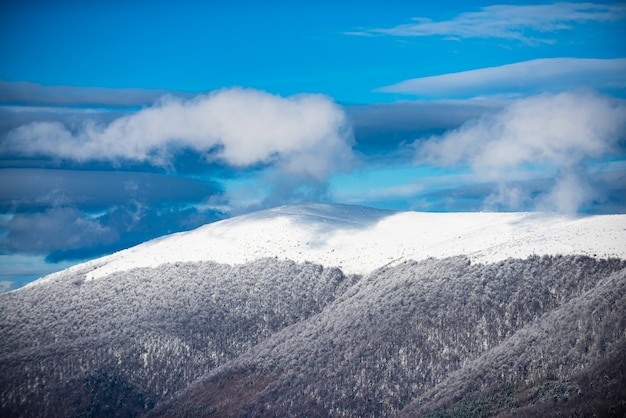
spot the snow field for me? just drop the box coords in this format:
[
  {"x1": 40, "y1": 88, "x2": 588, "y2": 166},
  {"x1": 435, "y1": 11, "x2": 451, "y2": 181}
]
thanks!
[{"x1": 63, "y1": 204, "x2": 626, "y2": 282}]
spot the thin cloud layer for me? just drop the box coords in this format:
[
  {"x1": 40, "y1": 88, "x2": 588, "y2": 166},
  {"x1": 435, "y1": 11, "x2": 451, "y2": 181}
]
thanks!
[
  {"x1": 0, "y1": 168, "x2": 222, "y2": 212},
  {"x1": 377, "y1": 58, "x2": 626, "y2": 99},
  {"x1": 0, "y1": 80, "x2": 189, "y2": 107},
  {"x1": 346, "y1": 100, "x2": 503, "y2": 152},
  {"x1": 3, "y1": 88, "x2": 355, "y2": 182},
  {"x1": 360, "y1": 2, "x2": 626, "y2": 43},
  {"x1": 417, "y1": 91, "x2": 626, "y2": 213},
  {"x1": 0, "y1": 207, "x2": 117, "y2": 254}
]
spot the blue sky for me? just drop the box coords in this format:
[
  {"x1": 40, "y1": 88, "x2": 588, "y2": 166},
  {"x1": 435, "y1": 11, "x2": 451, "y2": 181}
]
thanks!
[{"x1": 1, "y1": 1, "x2": 625, "y2": 290}]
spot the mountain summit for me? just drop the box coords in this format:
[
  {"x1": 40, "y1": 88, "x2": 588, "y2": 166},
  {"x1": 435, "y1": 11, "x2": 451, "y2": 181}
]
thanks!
[
  {"x1": 30, "y1": 203, "x2": 626, "y2": 286},
  {"x1": 2, "y1": 203, "x2": 626, "y2": 417}
]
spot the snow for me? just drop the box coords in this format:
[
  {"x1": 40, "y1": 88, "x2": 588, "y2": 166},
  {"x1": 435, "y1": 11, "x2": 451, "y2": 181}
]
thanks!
[{"x1": 28, "y1": 203, "x2": 626, "y2": 286}]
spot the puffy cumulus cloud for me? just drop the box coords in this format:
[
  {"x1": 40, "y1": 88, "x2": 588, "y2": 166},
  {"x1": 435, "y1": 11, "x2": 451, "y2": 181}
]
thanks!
[
  {"x1": 3, "y1": 88, "x2": 355, "y2": 182},
  {"x1": 422, "y1": 91, "x2": 625, "y2": 169},
  {"x1": 416, "y1": 91, "x2": 626, "y2": 213}
]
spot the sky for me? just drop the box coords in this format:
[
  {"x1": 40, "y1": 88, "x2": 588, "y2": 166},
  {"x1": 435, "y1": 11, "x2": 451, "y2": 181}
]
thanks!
[{"x1": 1, "y1": 0, "x2": 625, "y2": 290}]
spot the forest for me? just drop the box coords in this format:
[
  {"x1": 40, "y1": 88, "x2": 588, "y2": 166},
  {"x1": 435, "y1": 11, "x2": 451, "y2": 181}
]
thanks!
[{"x1": 1, "y1": 255, "x2": 625, "y2": 417}]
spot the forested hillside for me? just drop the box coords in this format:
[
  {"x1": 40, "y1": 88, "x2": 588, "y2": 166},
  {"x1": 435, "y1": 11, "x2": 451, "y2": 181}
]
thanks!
[
  {"x1": 152, "y1": 256, "x2": 626, "y2": 417},
  {"x1": 2, "y1": 255, "x2": 625, "y2": 417},
  {"x1": 0, "y1": 259, "x2": 353, "y2": 417}
]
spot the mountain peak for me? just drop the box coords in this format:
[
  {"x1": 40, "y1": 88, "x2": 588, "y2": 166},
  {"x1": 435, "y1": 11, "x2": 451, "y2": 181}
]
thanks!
[{"x1": 27, "y1": 203, "x2": 626, "y2": 287}]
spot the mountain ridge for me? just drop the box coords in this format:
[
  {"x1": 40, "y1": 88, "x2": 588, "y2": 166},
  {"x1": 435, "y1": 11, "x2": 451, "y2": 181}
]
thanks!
[{"x1": 24, "y1": 202, "x2": 626, "y2": 288}]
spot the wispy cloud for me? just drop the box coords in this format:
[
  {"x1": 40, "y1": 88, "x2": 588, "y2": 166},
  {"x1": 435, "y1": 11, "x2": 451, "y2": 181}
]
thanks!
[
  {"x1": 2, "y1": 88, "x2": 355, "y2": 182},
  {"x1": 416, "y1": 91, "x2": 626, "y2": 213},
  {"x1": 377, "y1": 58, "x2": 626, "y2": 99},
  {"x1": 354, "y1": 2, "x2": 626, "y2": 44}
]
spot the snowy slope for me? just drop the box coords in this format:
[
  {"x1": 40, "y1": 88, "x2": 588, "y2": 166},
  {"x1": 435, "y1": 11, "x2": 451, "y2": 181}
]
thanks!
[{"x1": 30, "y1": 203, "x2": 626, "y2": 285}]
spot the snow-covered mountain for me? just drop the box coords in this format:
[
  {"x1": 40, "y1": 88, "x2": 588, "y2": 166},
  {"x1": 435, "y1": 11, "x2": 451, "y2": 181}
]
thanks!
[
  {"x1": 3, "y1": 203, "x2": 626, "y2": 417},
  {"x1": 31, "y1": 202, "x2": 626, "y2": 286}
]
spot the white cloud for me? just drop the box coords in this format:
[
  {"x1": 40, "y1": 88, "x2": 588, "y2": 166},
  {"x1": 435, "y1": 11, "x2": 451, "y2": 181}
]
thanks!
[
  {"x1": 416, "y1": 91, "x2": 626, "y2": 213},
  {"x1": 377, "y1": 58, "x2": 626, "y2": 99},
  {"x1": 2, "y1": 88, "x2": 355, "y2": 182},
  {"x1": 538, "y1": 171, "x2": 593, "y2": 214},
  {"x1": 361, "y1": 2, "x2": 626, "y2": 43},
  {"x1": 483, "y1": 183, "x2": 533, "y2": 212}
]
